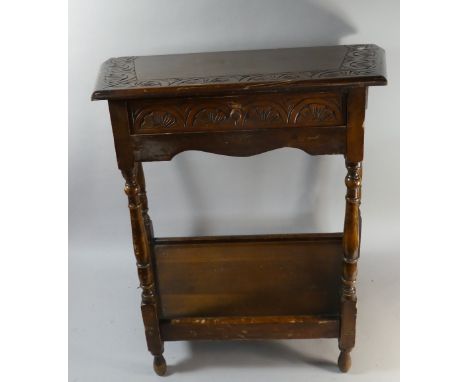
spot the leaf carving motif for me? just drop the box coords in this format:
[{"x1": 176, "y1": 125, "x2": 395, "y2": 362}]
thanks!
[
  {"x1": 296, "y1": 104, "x2": 336, "y2": 123},
  {"x1": 250, "y1": 107, "x2": 281, "y2": 122},
  {"x1": 193, "y1": 108, "x2": 229, "y2": 125},
  {"x1": 132, "y1": 95, "x2": 342, "y2": 132},
  {"x1": 141, "y1": 111, "x2": 177, "y2": 129},
  {"x1": 101, "y1": 45, "x2": 381, "y2": 89}
]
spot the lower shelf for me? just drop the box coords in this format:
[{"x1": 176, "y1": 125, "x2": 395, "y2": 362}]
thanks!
[
  {"x1": 160, "y1": 315, "x2": 340, "y2": 341},
  {"x1": 153, "y1": 232, "x2": 343, "y2": 319}
]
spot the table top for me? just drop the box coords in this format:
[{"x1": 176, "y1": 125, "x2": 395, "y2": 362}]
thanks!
[{"x1": 92, "y1": 44, "x2": 386, "y2": 100}]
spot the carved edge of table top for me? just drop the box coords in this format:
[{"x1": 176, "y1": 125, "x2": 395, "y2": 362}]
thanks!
[{"x1": 92, "y1": 45, "x2": 386, "y2": 100}]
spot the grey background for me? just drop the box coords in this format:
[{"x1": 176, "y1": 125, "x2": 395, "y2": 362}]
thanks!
[{"x1": 69, "y1": 1, "x2": 399, "y2": 381}]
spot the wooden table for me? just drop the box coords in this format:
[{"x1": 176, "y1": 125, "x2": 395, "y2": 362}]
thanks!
[{"x1": 92, "y1": 44, "x2": 387, "y2": 376}]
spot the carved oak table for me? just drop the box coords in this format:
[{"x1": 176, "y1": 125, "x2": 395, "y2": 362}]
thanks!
[{"x1": 92, "y1": 44, "x2": 386, "y2": 376}]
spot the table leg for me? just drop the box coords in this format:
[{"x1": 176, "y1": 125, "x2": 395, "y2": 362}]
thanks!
[
  {"x1": 122, "y1": 164, "x2": 166, "y2": 376},
  {"x1": 338, "y1": 161, "x2": 362, "y2": 372},
  {"x1": 137, "y1": 162, "x2": 155, "y2": 242}
]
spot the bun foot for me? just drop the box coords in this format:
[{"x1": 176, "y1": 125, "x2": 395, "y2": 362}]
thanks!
[
  {"x1": 153, "y1": 355, "x2": 167, "y2": 376},
  {"x1": 338, "y1": 350, "x2": 351, "y2": 373}
]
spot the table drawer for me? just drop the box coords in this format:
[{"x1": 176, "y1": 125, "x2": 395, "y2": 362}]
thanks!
[{"x1": 128, "y1": 91, "x2": 344, "y2": 134}]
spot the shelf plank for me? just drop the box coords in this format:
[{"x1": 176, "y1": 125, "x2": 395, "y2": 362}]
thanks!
[
  {"x1": 160, "y1": 315, "x2": 340, "y2": 341},
  {"x1": 154, "y1": 233, "x2": 343, "y2": 319}
]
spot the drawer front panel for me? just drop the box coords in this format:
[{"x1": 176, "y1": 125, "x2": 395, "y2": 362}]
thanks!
[{"x1": 129, "y1": 91, "x2": 344, "y2": 134}]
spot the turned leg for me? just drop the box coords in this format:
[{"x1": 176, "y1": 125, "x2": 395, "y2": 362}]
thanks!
[
  {"x1": 122, "y1": 164, "x2": 166, "y2": 376},
  {"x1": 137, "y1": 162, "x2": 155, "y2": 242},
  {"x1": 338, "y1": 161, "x2": 362, "y2": 372}
]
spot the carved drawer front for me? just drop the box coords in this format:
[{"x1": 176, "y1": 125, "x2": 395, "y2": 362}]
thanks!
[{"x1": 129, "y1": 92, "x2": 344, "y2": 134}]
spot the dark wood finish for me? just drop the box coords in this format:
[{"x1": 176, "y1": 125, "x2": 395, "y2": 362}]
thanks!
[
  {"x1": 92, "y1": 44, "x2": 386, "y2": 100},
  {"x1": 154, "y1": 233, "x2": 342, "y2": 319},
  {"x1": 160, "y1": 315, "x2": 339, "y2": 341},
  {"x1": 128, "y1": 91, "x2": 344, "y2": 134},
  {"x1": 120, "y1": 164, "x2": 165, "y2": 369},
  {"x1": 92, "y1": 44, "x2": 386, "y2": 376},
  {"x1": 132, "y1": 126, "x2": 346, "y2": 161},
  {"x1": 338, "y1": 87, "x2": 366, "y2": 372}
]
